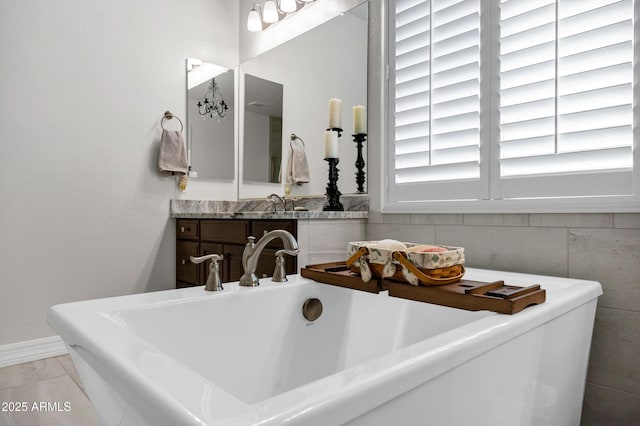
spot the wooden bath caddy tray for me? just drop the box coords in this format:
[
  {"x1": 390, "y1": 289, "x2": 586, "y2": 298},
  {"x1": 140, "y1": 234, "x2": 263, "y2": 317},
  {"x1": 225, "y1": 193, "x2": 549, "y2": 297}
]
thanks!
[{"x1": 301, "y1": 262, "x2": 546, "y2": 315}]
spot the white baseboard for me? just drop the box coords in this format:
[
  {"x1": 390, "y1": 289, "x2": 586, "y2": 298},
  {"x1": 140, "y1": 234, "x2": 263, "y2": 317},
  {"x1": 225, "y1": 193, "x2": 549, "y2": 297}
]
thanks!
[{"x1": 0, "y1": 336, "x2": 68, "y2": 368}]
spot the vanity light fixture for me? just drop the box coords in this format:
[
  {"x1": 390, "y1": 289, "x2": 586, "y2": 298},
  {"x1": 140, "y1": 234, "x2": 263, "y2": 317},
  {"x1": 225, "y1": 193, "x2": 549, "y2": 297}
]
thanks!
[
  {"x1": 197, "y1": 78, "x2": 228, "y2": 119},
  {"x1": 280, "y1": 0, "x2": 299, "y2": 13},
  {"x1": 263, "y1": 0, "x2": 280, "y2": 23},
  {"x1": 247, "y1": 4, "x2": 263, "y2": 32},
  {"x1": 247, "y1": 0, "x2": 316, "y2": 32}
]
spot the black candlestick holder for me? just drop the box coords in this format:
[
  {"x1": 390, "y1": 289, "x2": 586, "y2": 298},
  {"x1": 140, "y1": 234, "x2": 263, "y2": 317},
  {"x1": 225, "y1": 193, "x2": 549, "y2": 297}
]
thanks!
[
  {"x1": 323, "y1": 157, "x2": 344, "y2": 211},
  {"x1": 352, "y1": 133, "x2": 367, "y2": 193},
  {"x1": 328, "y1": 127, "x2": 343, "y2": 137}
]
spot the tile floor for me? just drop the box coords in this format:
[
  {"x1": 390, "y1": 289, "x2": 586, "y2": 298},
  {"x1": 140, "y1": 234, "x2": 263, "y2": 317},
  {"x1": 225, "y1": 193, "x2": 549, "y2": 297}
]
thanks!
[
  {"x1": 0, "y1": 356, "x2": 99, "y2": 426},
  {"x1": 0, "y1": 354, "x2": 614, "y2": 425}
]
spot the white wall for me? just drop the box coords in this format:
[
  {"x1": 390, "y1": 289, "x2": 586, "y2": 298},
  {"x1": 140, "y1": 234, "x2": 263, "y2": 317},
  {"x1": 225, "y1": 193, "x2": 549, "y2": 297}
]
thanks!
[{"x1": 0, "y1": 0, "x2": 238, "y2": 346}]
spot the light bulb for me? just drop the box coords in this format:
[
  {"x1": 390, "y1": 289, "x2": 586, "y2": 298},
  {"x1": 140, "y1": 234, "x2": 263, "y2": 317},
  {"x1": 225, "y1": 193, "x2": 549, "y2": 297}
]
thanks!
[
  {"x1": 263, "y1": 0, "x2": 279, "y2": 23},
  {"x1": 280, "y1": 0, "x2": 297, "y2": 13},
  {"x1": 247, "y1": 6, "x2": 262, "y2": 32}
]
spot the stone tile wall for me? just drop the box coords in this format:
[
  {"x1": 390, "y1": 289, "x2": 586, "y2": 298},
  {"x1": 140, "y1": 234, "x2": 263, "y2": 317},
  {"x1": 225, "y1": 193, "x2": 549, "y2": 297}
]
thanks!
[
  {"x1": 366, "y1": 212, "x2": 640, "y2": 425},
  {"x1": 297, "y1": 219, "x2": 367, "y2": 268}
]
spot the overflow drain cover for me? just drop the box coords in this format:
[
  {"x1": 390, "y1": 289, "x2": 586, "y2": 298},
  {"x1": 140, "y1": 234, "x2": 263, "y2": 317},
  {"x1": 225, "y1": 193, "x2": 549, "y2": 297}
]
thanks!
[{"x1": 302, "y1": 298, "x2": 322, "y2": 322}]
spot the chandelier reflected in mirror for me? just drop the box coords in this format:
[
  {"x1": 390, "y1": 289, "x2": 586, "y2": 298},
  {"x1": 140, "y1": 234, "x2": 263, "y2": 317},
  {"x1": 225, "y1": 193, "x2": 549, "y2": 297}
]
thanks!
[{"x1": 197, "y1": 78, "x2": 229, "y2": 118}]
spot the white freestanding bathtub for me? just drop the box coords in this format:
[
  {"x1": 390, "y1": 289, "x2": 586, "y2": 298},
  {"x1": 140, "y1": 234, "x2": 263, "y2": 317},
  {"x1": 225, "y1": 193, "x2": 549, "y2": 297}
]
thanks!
[{"x1": 48, "y1": 268, "x2": 601, "y2": 425}]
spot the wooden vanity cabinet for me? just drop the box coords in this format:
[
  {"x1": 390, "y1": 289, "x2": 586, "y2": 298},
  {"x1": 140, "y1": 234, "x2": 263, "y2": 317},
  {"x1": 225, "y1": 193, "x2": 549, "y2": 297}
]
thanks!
[
  {"x1": 176, "y1": 240, "x2": 199, "y2": 286},
  {"x1": 176, "y1": 218, "x2": 297, "y2": 288},
  {"x1": 220, "y1": 244, "x2": 244, "y2": 283},
  {"x1": 201, "y1": 220, "x2": 249, "y2": 244}
]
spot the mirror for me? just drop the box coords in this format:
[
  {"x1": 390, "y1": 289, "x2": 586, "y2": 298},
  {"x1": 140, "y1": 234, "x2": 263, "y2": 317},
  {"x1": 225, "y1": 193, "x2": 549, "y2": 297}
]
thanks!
[
  {"x1": 239, "y1": 3, "x2": 368, "y2": 198},
  {"x1": 243, "y1": 74, "x2": 283, "y2": 183},
  {"x1": 186, "y1": 60, "x2": 235, "y2": 181}
]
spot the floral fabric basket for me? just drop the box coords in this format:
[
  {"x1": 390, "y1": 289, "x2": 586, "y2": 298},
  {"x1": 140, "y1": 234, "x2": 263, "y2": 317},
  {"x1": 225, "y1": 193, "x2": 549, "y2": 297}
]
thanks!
[{"x1": 346, "y1": 241, "x2": 465, "y2": 286}]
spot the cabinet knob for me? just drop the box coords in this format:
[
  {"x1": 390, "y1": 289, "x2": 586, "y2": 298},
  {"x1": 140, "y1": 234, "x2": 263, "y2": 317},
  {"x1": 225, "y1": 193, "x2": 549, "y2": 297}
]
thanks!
[{"x1": 181, "y1": 259, "x2": 186, "y2": 265}]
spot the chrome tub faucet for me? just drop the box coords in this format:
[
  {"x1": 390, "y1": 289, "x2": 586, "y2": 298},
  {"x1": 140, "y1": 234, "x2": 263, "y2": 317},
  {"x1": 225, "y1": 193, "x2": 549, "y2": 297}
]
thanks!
[{"x1": 239, "y1": 229, "x2": 299, "y2": 287}]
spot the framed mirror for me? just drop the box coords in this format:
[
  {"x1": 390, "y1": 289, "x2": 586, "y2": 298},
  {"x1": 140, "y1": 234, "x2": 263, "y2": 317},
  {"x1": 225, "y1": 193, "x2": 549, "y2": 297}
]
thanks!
[
  {"x1": 186, "y1": 59, "x2": 235, "y2": 181},
  {"x1": 239, "y1": 2, "x2": 368, "y2": 198}
]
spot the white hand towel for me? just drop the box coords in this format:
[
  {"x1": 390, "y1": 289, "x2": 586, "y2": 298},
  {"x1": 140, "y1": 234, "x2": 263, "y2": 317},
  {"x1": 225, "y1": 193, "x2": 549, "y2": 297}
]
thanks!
[
  {"x1": 158, "y1": 130, "x2": 188, "y2": 176},
  {"x1": 286, "y1": 145, "x2": 310, "y2": 185}
]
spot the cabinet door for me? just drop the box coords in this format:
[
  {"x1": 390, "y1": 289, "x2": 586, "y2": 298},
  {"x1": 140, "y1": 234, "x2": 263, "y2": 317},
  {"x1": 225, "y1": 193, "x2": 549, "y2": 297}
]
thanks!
[
  {"x1": 176, "y1": 240, "x2": 199, "y2": 285},
  {"x1": 256, "y1": 248, "x2": 276, "y2": 278},
  {"x1": 201, "y1": 220, "x2": 250, "y2": 244},
  {"x1": 200, "y1": 243, "x2": 223, "y2": 286},
  {"x1": 222, "y1": 245, "x2": 245, "y2": 282}
]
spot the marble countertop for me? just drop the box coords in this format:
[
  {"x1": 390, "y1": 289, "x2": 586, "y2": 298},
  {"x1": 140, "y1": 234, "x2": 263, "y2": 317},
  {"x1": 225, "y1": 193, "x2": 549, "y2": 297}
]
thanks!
[
  {"x1": 171, "y1": 194, "x2": 368, "y2": 220},
  {"x1": 171, "y1": 210, "x2": 368, "y2": 220}
]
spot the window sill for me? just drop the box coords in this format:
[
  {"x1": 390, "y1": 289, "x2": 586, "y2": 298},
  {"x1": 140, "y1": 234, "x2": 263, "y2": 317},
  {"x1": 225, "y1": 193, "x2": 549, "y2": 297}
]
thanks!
[{"x1": 383, "y1": 196, "x2": 640, "y2": 214}]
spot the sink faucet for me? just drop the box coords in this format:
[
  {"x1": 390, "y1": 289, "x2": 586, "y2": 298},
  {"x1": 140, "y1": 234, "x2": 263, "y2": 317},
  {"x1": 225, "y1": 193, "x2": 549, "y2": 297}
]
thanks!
[
  {"x1": 239, "y1": 229, "x2": 299, "y2": 287},
  {"x1": 268, "y1": 193, "x2": 285, "y2": 212}
]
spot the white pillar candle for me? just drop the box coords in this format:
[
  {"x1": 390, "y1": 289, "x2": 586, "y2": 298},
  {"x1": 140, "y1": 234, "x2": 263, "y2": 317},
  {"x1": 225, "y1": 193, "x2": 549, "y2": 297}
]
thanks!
[
  {"x1": 328, "y1": 98, "x2": 342, "y2": 128},
  {"x1": 353, "y1": 105, "x2": 366, "y2": 134},
  {"x1": 324, "y1": 130, "x2": 339, "y2": 158}
]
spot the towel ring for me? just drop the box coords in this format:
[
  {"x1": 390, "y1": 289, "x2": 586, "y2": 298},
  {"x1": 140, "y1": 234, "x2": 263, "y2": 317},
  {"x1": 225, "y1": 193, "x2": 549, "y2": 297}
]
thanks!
[
  {"x1": 290, "y1": 133, "x2": 305, "y2": 149},
  {"x1": 161, "y1": 111, "x2": 184, "y2": 132}
]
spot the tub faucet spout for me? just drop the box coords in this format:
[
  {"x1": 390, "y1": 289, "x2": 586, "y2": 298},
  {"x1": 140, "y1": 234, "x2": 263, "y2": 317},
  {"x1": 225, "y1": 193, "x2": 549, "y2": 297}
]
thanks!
[{"x1": 239, "y1": 229, "x2": 299, "y2": 287}]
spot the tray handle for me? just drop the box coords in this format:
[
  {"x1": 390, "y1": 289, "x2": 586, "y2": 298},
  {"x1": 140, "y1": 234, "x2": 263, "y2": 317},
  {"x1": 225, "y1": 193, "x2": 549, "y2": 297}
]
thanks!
[
  {"x1": 345, "y1": 246, "x2": 372, "y2": 282},
  {"x1": 345, "y1": 246, "x2": 369, "y2": 267},
  {"x1": 392, "y1": 251, "x2": 465, "y2": 286}
]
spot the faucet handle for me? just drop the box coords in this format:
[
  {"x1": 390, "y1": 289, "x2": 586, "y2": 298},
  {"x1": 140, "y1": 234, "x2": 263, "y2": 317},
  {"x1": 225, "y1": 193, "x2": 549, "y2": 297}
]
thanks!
[
  {"x1": 190, "y1": 254, "x2": 224, "y2": 291},
  {"x1": 272, "y1": 249, "x2": 300, "y2": 283},
  {"x1": 189, "y1": 254, "x2": 223, "y2": 264},
  {"x1": 275, "y1": 249, "x2": 299, "y2": 257}
]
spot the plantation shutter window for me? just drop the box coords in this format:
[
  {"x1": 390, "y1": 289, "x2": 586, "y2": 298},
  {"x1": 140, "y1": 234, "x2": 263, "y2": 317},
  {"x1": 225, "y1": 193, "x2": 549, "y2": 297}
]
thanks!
[
  {"x1": 497, "y1": 0, "x2": 634, "y2": 199},
  {"x1": 387, "y1": 0, "x2": 638, "y2": 210},
  {"x1": 391, "y1": 0, "x2": 482, "y2": 202}
]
